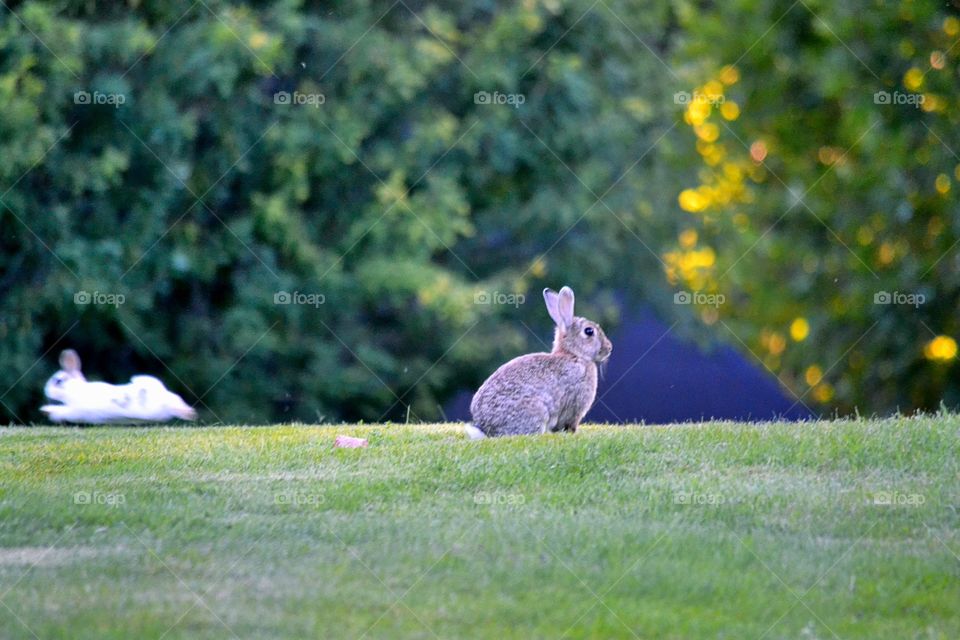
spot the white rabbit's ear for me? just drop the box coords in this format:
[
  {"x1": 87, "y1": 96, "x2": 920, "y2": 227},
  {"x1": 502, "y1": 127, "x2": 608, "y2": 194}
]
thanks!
[
  {"x1": 543, "y1": 288, "x2": 567, "y2": 329},
  {"x1": 59, "y1": 349, "x2": 82, "y2": 374},
  {"x1": 557, "y1": 286, "x2": 575, "y2": 327}
]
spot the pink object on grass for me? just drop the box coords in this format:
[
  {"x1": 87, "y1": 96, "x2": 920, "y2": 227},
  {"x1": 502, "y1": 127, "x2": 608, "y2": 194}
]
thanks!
[{"x1": 334, "y1": 435, "x2": 368, "y2": 448}]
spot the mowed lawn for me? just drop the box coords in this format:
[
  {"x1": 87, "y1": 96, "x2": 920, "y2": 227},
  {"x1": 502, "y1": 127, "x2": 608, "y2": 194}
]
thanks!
[{"x1": 0, "y1": 418, "x2": 957, "y2": 639}]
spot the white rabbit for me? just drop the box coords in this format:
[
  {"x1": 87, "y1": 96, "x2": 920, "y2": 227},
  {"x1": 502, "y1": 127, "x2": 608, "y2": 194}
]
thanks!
[{"x1": 41, "y1": 349, "x2": 197, "y2": 423}]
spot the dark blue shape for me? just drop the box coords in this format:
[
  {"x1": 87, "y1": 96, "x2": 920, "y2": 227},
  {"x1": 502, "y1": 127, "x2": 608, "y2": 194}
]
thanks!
[{"x1": 446, "y1": 308, "x2": 814, "y2": 424}]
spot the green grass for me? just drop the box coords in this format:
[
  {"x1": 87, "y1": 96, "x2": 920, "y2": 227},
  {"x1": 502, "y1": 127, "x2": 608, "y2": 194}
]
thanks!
[{"x1": 0, "y1": 418, "x2": 958, "y2": 639}]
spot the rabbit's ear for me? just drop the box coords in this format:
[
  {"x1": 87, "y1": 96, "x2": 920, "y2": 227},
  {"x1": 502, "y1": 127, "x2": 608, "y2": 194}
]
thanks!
[
  {"x1": 557, "y1": 286, "x2": 575, "y2": 326},
  {"x1": 543, "y1": 288, "x2": 567, "y2": 329},
  {"x1": 60, "y1": 349, "x2": 82, "y2": 374}
]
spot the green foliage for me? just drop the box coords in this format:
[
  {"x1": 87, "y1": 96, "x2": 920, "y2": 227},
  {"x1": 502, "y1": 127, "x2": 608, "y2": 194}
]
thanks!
[
  {"x1": 669, "y1": 1, "x2": 960, "y2": 414},
  {"x1": 0, "y1": 1, "x2": 677, "y2": 423}
]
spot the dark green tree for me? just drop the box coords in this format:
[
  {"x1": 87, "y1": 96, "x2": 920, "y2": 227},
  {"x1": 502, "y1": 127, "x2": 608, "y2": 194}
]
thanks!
[{"x1": 0, "y1": 1, "x2": 680, "y2": 423}]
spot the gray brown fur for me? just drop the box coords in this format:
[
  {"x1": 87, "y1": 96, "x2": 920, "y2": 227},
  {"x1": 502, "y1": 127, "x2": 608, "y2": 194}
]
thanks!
[{"x1": 470, "y1": 286, "x2": 612, "y2": 437}]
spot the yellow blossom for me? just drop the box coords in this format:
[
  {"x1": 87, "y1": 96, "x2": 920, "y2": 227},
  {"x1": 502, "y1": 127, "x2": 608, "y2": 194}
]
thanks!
[
  {"x1": 695, "y1": 123, "x2": 719, "y2": 142},
  {"x1": 878, "y1": 242, "x2": 895, "y2": 265},
  {"x1": 935, "y1": 173, "x2": 950, "y2": 195},
  {"x1": 703, "y1": 145, "x2": 725, "y2": 166},
  {"x1": 678, "y1": 189, "x2": 709, "y2": 212},
  {"x1": 790, "y1": 318, "x2": 809, "y2": 342},
  {"x1": 679, "y1": 229, "x2": 698, "y2": 249},
  {"x1": 924, "y1": 335, "x2": 957, "y2": 361},
  {"x1": 805, "y1": 365, "x2": 823, "y2": 386},
  {"x1": 702, "y1": 80, "x2": 724, "y2": 99},
  {"x1": 813, "y1": 383, "x2": 834, "y2": 403},
  {"x1": 767, "y1": 332, "x2": 786, "y2": 356},
  {"x1": 722, "y1": 163, "x2": 743, "y2": 181},
  {"x1": 904, "y1": 67, "x2": 924, "y2": 91},
  {"x1": 720, "y1": 101, "x2": 740, "y2": 120},
  {"x1": 818, "y1": 147, "x2": 844, "y2": 166},
  {"x1": 921, "y1": 94, "x2": 942, "y2": 113},
  {"x1": 944, "y1": 16, "x2": 960, "y2": 37},
  {"x1": 685, "y1": 100, "x2": 711, "y2": 126},
  {"x1": 719, "y1": 65, "x2": 740, "y2": 85},
  {"x1": 530, "y1": 257, "x2": 547, "y2": 278}
]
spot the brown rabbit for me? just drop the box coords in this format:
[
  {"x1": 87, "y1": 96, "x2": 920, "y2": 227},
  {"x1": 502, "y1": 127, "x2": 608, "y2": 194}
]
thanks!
[{"x1": 468, "y1": 286, "x2": 612, "y2": 438}]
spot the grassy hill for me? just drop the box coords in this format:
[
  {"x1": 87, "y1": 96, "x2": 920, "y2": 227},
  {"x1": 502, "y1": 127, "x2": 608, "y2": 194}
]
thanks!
[{"x1": 0, "y1": 418, "x2": 957, "y2": 639}]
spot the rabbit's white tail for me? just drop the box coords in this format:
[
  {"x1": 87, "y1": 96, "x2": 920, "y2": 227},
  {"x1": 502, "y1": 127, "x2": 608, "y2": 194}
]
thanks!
[{"x1": 464, "y1": 424, "x2": 487, "y2": 440}]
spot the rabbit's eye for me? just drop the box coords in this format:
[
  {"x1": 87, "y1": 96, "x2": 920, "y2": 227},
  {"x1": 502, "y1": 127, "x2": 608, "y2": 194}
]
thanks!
[{"x1": 584, "y1": 327, "x2": 595, "y2": 337}]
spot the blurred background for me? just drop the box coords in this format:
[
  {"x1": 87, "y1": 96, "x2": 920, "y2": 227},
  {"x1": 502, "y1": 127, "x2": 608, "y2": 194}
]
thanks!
[{"x1": 1, "y1": 0, "x2": 958, "y2": 425}]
